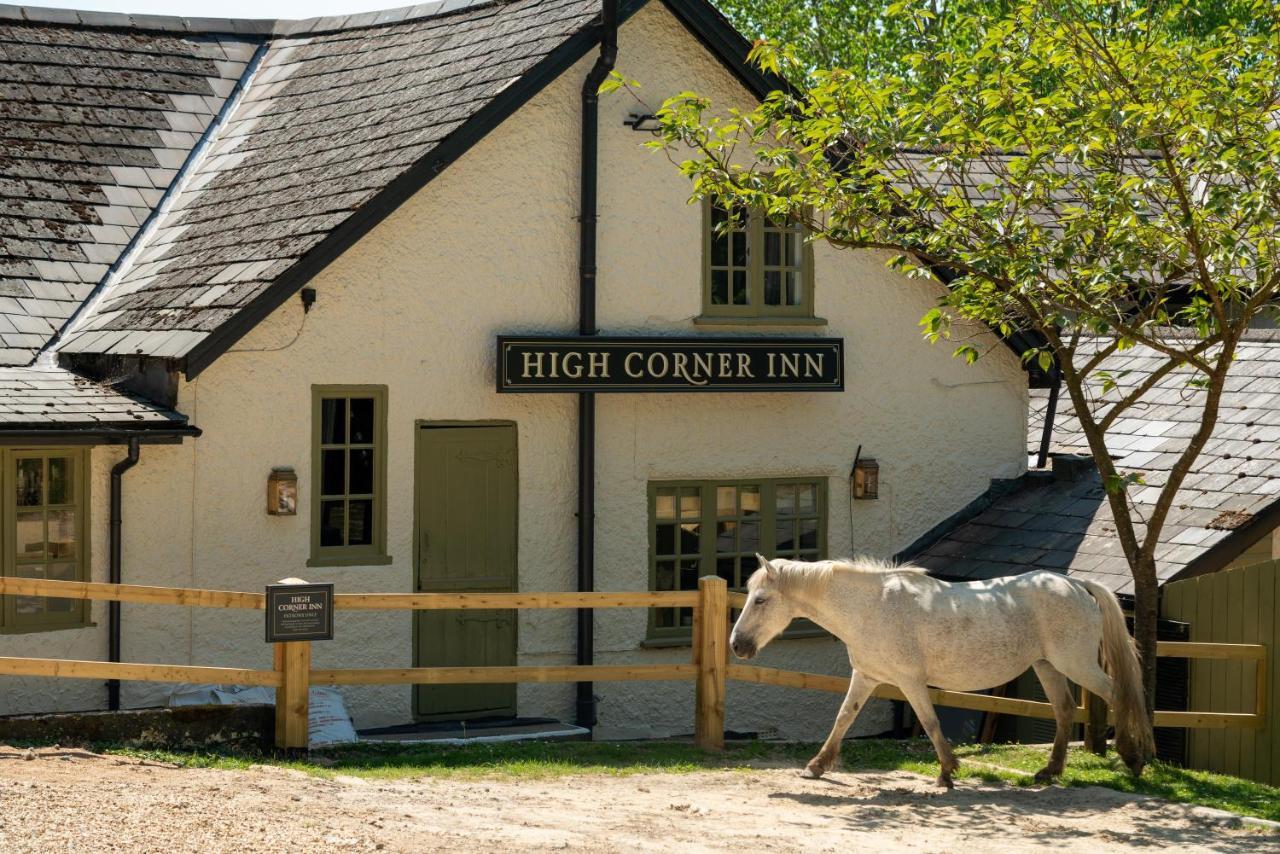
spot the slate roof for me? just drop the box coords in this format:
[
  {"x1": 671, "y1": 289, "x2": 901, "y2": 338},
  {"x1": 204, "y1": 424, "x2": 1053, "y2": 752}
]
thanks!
[
  {"x1": 0, "y1": 15, "x2": 260, "y2": 364},
  {"x1": 40, "y1": 0, "x2": 603, "y2": 363},
  {"x1": 907, "y1": 332, "x2": 1280, "y2": 592},
  {"x1": 0, "y1": 363, "x2": 191, "y2": 430}
]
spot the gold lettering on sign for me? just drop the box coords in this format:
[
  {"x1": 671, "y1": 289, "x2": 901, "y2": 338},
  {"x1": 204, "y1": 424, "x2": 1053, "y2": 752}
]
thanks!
[
  {"x1": 562, "y1": 351, "x2": 584, "y2": 379},
  {"x1": 624, "y1": 352, "x2": 644, "y2": 378},
  {"x1": 647, "y1": 352, "x2": 670, "y2": 378},
  {"x1": 767, "y1": 353, "x2": 777, "y2": 378},
  {"x1": 693, "y1": 352, "x2": 713, "y2": 379},
  {"x1": 779, "y1": 352, "x2": 800, "y2": 378},
  {"x1": 804, "y1": 353, "x2": 823, "y2": 378},
  {"x1": 672, "y1": 352, "x2": 708, "y2": 386},
  {"x1": 737, "y1": 353, "x2": 754, "y2": 378},
  {"x1": 588, "y1": 352, "x2": 610, "y2": 378},
  {"x1": 718, "y1": 353, "x2": 734, "y2": 377},
  {"x1": 521, "y1": 351, "x2": 545, "y2": 379}
]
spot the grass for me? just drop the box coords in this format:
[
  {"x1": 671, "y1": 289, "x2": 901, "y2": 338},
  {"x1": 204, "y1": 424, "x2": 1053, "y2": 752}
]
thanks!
[{"x1": 102, "y1": 738, "x2": 1280, "y2": 823}]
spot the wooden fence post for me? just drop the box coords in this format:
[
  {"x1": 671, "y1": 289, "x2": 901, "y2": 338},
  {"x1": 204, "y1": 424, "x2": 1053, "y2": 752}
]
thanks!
[
  {"x1": 274, "y1": 640, "x2": 311, "y2": 750},
  {"x1": 694, "y1": 575, "x2": 728, "y2": 750}
]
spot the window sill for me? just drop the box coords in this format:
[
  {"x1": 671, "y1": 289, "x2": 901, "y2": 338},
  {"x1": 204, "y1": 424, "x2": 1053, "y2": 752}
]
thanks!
[
  {"x1": 0, "y1": 621, "x2": 94, "y2": 635},
  {"x1": 306, "y1": 554, "x2": 394, "y2": 569},
  {"x1": 693, "y1": 315, "x2": 828, "y2": 327}
]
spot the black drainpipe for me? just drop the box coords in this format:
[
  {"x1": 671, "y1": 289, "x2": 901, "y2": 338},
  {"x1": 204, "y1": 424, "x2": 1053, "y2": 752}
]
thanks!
[
  {"x1": 576, "y1": 0, "x2": 617, "y2": 729},
  {"x1": 107, "y1": 437, "x2": 140, "y2": 711},
  {"x1": 1035, "y1": 365, "x2": 1061, "y2": 469}
]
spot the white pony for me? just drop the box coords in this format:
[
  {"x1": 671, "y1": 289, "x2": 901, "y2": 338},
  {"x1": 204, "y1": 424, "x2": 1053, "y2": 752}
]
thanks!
[{"x1": 729, "y1": 555, "x2": 1154, "y2": 788}]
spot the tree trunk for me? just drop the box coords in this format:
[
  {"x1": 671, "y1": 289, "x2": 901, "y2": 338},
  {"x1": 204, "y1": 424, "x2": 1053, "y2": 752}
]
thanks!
[{"x1": 1131, "y1": 557, "x2": 1161, "y2": 717}]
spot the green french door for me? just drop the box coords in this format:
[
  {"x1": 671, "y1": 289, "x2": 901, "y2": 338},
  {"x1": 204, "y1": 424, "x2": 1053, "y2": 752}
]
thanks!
[{"x1": 414, "y1": 424, "x2": 518, "y2": 720}]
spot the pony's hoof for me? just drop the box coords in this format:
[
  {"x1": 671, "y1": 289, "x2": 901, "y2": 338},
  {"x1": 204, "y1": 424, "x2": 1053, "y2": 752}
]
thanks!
[
  {"x1": 801, "y1": 762, "x2": 826, "y2": 779},
  {"x1": 1033, "y1": 767, "x2": 1060, "y2": 785},
  {"x1": 934, "y1": 774, "x2": 954, "y2": 790},
  {"x1": 1123, "y1": 756, "x2": 1146, "y2": 778}
]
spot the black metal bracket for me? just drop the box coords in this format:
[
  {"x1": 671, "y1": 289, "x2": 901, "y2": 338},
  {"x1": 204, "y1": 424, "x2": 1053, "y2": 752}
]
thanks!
[{"x1": 624, "y1": 113, "x2": 660, "y2": 133}]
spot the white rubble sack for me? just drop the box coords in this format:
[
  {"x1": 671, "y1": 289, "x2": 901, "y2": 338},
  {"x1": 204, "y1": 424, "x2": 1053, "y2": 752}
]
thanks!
[{"x1": 168, "y1": 683, "x2": 358, "y2": 748}]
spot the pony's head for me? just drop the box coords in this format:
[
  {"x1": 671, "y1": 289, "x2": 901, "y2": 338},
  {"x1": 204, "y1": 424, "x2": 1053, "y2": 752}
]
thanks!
[{"x1": 729, "y1": 554, "x2": 803, "y2": 660}]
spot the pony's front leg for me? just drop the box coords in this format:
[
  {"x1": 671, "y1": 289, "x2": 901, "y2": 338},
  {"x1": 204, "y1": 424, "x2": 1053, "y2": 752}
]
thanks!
[
  {"x1": 803, "y1": 671, "x2": 877, "y2": 778},
  {"x1": 899, "y1": 681, "x2": 959, "y2": 789}
]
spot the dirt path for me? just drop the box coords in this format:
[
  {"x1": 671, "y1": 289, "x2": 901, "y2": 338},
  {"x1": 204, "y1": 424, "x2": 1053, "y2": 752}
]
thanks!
[{"x1": 0, "y1": 746, "x2": 1270, "y2": 852}]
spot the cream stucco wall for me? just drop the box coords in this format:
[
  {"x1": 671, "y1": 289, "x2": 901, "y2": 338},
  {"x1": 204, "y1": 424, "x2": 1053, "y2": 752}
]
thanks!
[{"x1": 2, "y1": 3, "x2": 1026, "y2": 739}]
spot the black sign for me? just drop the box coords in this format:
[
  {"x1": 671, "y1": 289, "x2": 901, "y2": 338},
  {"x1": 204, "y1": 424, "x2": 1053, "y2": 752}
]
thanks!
[
  {"x1": 265, "y1": 583, "x2": 334, "y2": 643},
  {"x1": 497, "y1": 336, "x2": 844, "y2": 393}
]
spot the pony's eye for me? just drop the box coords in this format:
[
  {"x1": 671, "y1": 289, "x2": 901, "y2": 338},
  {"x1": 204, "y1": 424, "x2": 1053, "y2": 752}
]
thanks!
[{"x1": 755, "y1": 596, "x2": 768, "y2": 606}]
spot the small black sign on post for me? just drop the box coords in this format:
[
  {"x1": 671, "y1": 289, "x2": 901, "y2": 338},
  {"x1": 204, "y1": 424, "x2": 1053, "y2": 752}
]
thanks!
[{"x1": 265, "y1": 581, "x2": 334, "y2": 643}]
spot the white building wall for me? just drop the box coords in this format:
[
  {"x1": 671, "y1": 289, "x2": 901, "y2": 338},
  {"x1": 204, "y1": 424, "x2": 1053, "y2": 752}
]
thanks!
[{"x1": 1, "y1": 3, "x2": 1027, "y2": 739}]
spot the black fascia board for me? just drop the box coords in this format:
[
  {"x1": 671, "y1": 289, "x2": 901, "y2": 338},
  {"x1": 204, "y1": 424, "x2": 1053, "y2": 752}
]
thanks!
[{"x1": 0, "y1": 424, "x2": 201, "y2": 444}]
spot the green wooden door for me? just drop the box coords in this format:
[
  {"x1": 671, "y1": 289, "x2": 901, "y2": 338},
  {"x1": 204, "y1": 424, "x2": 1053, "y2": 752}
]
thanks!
[{"x1": 414, "y1": 424, "x2": 518, "y2": 720}]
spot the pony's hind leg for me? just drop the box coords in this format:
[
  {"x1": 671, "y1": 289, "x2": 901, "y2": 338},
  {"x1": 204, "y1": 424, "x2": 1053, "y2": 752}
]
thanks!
[
  {"x1": 1031, "y1": 660, "x2": 1077, "y2": 783},
  {"x1": 803, "y1": 670, "x2": 877, "y2": 778},
  {"x1": 899, "y1": 681, "x2": 959, "y2": 789}
]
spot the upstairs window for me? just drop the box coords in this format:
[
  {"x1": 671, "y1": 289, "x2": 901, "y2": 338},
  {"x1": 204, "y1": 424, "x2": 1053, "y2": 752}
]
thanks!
[
  {"x1": 702, "y1": 201, "x2": 815, "y2": 321},
  {"x1": 310, "y1": 386, "x2": 389, "y2": 567},
  {"x1": 2, "y1": 448, "x2": 90, "y2": 633}
]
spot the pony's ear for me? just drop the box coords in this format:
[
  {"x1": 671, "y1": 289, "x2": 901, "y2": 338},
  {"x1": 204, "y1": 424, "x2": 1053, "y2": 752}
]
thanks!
[{"x1": 756, "y1": 553, "x2": 777, "y2": 579}]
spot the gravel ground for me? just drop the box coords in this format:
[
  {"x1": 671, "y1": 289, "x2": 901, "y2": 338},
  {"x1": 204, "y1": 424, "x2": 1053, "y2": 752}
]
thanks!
[{"x1": 0, "y1": 745, "x2": 1271, "y2": 852}]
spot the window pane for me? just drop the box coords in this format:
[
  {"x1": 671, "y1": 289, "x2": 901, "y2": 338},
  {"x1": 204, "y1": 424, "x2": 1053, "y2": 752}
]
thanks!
[
  {"x1": 319, "y1": 500, "x2": 345, "y2": 547},
  {"x1": 16, "y1": 457, "x2": 42, "y2": 507},
  {"x1": 48, "y1": 457, "x2": 72, "y2": 505},
  {"x1": 776, "y1": 484, "x2": 796, "y2": 515},
  {"x1": 738, "y1": 520, "x2": 760, "y2": 551},
  {"x1": 785, "y1": 230, "x2": 799, "y2": 266},
  {"x1": 731, "y1": 231, "x2": 747, "y2": 267},
  {"x1": 44, "y1": 564, "x2": 77, "y2": 612},
  {"x1": 716, "y1": 520, "x2": 737, "y2": 552},
  {"x1": 716, "y1": 556, "x2": 735, "y2": 586},
  {"x1": 47, "y1": 508, "x2": 75, "y2": 559},
  {"x1": 785, "y1": 271, "x2": 801, "y2": 305},
  {"x1": 776, "y1": 519, "x2": 796, "y2": 552},
  {"x1": 16, "y1": 510, "x2": 44, "y2": 559},
  {"x1": 679, "y1": 607, "x2": 694, "y2": 628},
  {"x1": 654, "y1": 489, "x2": 676, "y2": 520},
  {"x1": 710, "y1": 270, "x2": 728, "y2": 304},
  {"x1": 349, "y1": 448, "x2": 374, "y2": 495},
  {"x1": 799, "y1": 518, "x2": 819, "y2": 549},
  {"x1": 679, "y1": 522, "x2": 700, "y2": 553},
  {"x1": 321, "y1": 398, "x2": 346, "y2": 444},
  {"x1": 732, "y1": 270, "x2": 747, "y2": 305},
  {"x1": 655, "y1": 608, "x2": 675, "y2": 628},
  {"x1": 349, "y1": 398, "x2": 375, "y2": 444},
  {"x1": 347, "y1": 498, "x2": 374, "y2": 546},
  {"x1": 711, "y1": 228, "x2": 728, "y2": 267},
  {"x1": 740, "y1": 486, "x2": 760, "y2": 516},
  {"x1": 679, "y1": 490, "x2": 701, "y2": 519},
  {"x1": 655, "y1": 559, "x2": 675, "y2": 591},
  {"x1": 14, "y1": 563, "x2": 45, "y2": 616},
  {"x1": 655, "y1": 523, "x2": 675, "y2": 556},
  {"x1": 679, "y1": 559, "x2": 699, "y2": 592},
  {"x1": 321, "y1": 450, "x2": 345, "y2": 496},
  {"x1": 764, "y1": 270, "x2": 781, "y2": 305},
  {"x1": 716, "y1": 486, "x2": 736, "y2": 518},
  {"x1": 797, "y1": 484, "x2": 817, "y2": 513},
  {"x1": 764, "y1": 230, "x2": 781, "y2": 266}
]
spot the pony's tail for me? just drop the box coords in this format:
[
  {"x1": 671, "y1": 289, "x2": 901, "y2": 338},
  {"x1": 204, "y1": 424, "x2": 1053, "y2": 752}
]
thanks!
[{"x1": 1078, "y1": 579, "x2": 1155, "y2": 775}]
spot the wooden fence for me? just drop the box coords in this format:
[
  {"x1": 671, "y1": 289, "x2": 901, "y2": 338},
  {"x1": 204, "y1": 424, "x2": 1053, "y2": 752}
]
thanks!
[{"x1": 0, "y1": 575, "x2": 1266, "y2": 750}]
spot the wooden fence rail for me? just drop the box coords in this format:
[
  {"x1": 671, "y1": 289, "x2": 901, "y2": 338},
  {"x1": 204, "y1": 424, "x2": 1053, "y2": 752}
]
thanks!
[{"x1": 0, "y1": 576, "x2": 1266, "y2": 750}]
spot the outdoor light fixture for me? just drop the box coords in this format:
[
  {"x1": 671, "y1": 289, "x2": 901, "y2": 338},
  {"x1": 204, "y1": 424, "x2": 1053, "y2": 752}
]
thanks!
[
  {"x1": 267, "y1": 467, "x2": 298, "y2": 516},
  {"x1": 851, "y1": 447, "x2": 879, "y2": 500}
]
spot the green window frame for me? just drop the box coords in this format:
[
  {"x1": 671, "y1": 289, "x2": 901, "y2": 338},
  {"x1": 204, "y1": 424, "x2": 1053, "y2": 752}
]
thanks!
[
  {"x1": 647, "y1": 477, "x2": 827, "y2": 641},
  {"x1": 309, "y1": 385, "x2": 390, "y2": 567},
  {"x1": 701, "y1": 199, "x2": 816, "y2": 321},
  {"x1": 1, "y1": 447, "x2": 91, "y2": 633}
]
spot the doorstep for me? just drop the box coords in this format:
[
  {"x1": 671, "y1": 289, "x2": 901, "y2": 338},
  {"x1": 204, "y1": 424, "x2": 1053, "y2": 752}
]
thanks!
[{"x1": 357, "y1": 717, "x2": 590, "y2": 745}]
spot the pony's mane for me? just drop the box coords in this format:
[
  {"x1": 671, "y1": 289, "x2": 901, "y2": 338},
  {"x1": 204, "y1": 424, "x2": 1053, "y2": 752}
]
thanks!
[{"x1": 751, "y1": 556, "x2": 926, "y2": 596}]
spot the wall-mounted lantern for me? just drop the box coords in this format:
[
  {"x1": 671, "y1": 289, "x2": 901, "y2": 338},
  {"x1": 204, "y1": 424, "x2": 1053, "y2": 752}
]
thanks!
[
  {"x1": 267, "y1": 467, "x2": 298, "y2": 516},
  {"x1": 851, "y1": 448, "x2": 879, "y2": 500}
]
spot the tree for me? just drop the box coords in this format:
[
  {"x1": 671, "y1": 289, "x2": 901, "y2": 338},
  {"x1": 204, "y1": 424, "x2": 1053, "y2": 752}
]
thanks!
[{"x1": 646, "y1": 0, "x2": 1280, "y2": 708}]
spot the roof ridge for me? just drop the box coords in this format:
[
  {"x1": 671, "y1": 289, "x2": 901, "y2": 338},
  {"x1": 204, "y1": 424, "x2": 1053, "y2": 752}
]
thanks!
[{"x1": 0, "y1": 0, "x2": 508, "y2": 37}]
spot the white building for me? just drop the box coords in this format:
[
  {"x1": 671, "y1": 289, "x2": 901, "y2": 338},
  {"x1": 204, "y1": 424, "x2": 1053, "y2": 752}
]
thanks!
[{"x1": 0, "y1": 0, "x2": 1032, "y2": 739}]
